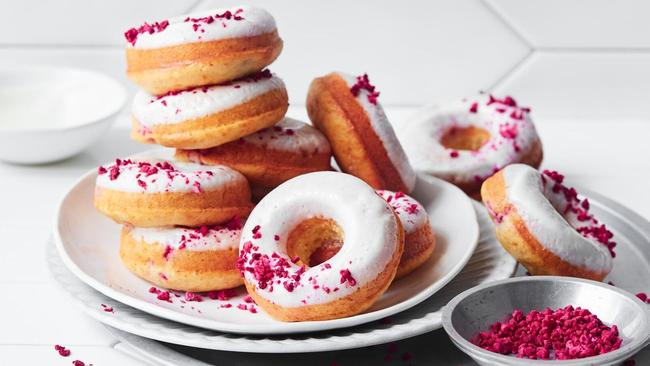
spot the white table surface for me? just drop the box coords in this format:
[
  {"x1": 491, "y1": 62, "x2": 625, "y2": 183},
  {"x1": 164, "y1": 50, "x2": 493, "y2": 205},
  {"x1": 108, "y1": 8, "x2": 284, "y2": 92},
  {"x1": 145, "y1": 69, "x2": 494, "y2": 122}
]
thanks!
[{"x1": 2, "y1": 107, "x2": 649, "y2": 365}]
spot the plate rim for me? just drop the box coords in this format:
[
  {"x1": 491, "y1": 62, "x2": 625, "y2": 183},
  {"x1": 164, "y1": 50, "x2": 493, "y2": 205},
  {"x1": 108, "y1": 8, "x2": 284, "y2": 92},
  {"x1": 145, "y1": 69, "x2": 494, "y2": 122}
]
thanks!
[{"x1": 53, "y1": 163, "x2": 479, "y2": 335}]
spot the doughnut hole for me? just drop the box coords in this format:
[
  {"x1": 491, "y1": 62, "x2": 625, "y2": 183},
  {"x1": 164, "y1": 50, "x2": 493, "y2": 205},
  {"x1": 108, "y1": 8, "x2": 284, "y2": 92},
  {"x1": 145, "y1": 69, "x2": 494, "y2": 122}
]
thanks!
[
  {"x1": 440, "y1": 126, "x2": 491, "y2": 151},
  {"x1": 286, "y1": 218, "x2": 343, "y2": 267}
]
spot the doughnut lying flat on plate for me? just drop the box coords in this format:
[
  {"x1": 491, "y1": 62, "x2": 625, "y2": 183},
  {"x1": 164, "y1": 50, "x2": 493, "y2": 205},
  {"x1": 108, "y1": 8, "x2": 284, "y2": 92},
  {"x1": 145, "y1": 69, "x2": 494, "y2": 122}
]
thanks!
[
  {"x1": 309, "y1": 190, "x2": 436, "y2": 279},
  {"x1": 176, "y1": 117, "x2": 332, "y2": 199},
  {"x1": 237, "y1": 171, "x2": 404, "y2": 322},
  {"x1": 120, "y1": 217, "x2": 244, "y2": 292},
  {"x1": 125, "y1": 6, "x2": 283, "y2": 94},
  {"x1": 94, "y1": 159, "x2": 253, "y2": 227},
  {"x1": 401, "y1": 94, "x2": 543, "y2": 198},
  {"x1": 481, "y1": 164, "x2": 614, "y2": 281},
  {"x1": 131, "y1": 70, "x2": 288, "y2": 149},
  {"x1": 307, "y1": 72, "x2": 416, "y2": 193}
]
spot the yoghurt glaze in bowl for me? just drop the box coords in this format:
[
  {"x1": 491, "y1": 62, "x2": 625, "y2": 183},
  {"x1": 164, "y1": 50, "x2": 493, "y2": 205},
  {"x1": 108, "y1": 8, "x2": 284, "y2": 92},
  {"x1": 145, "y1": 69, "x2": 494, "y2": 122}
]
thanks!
[{"x1": 0, "y1": 66, "x2": 126, "y2": 164}]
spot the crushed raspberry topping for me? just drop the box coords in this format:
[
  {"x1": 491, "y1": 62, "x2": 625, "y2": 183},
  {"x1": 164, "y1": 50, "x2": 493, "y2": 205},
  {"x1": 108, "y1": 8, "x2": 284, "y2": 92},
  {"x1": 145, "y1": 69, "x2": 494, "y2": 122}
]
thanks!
[
  {"x1": 339, "y1": 269, "x2": 357, "y2": 286},
  {"x1": 636, "y1": 292, "x2": 650, "y2": 304},
  {"x1": 472, "y1": 305, "x2": 622, "y2": 360},
  {"x1": 350, "y1": 73, "x2": 380, "y2": 105},
  {"x1": 124, "y1": 20, "x2": 169, "y2": 46},
  {"x1": 184, "y1": 292, "x2": 203, "y2": 302},
  {"x1": 237, "y1": 237, "x2": 346, "y2": 300},
  {"x1": 54, "y1": 344, "x2": 71, "y2": 357},
  {"x1": 376, "y1": 190, "x2": 424, "y2": 231},
  {"x1": 184, "y1": 8, "x2": 244, "y2": 33},
  {"x1": 542, "y1": 170, "x2": 616, "y2": 257},
  {"x1": 97, "y1": 159, "x2": 219, "y2": 193},
  {"x1": 100, "y1": 304, "x2": 114, "y2": 313},
  {"x1": 207, "y1": 288, "x2": 237, "y2": 301},
  {"x1": 72, "y1": 361, "x2": 87, "y2": 366},
  {"x1": 125, "y1": 8, "x2": 245, "y2": 46},
  {"x1": 149, "y1": 287, "x2": 172, "y2": 303},
  {"x1": 449, "y1": 150, "x2": 460, "y2": 158}
]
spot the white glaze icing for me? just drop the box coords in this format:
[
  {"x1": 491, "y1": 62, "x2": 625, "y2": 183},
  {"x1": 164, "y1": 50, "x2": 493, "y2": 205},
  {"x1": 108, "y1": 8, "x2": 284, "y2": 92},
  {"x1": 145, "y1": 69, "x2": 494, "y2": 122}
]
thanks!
[
  {"x1": 238, "y1": 171, "x2": 400, "y2": 307},
  {"x1": 236, "y1": 117, "x2": 331, "y2": 154},
  {"x1": 502, "y1": 164, "x2": 613, "y2": 272},
  {"x1": 335, "y1": 72, "x2": 416, "y2": 192},
  {"x1": 401, "y1": 94, "x2": 541, "y2": 183},
  {"x1": 129, "y1": 222, "x2": 242, "y2": 251},
  {"x1": 127, "y1": 6, "x2": 277, "y2": 49},
  {"x1": 96, "y1": 158, "x2": 244, "y2": 194},
  {"x1": 132, "y1": 73, "x2": 285, "y2": 127},
  {"x1": 376, "y1": 190, "x2": 427, "y2": 233}
]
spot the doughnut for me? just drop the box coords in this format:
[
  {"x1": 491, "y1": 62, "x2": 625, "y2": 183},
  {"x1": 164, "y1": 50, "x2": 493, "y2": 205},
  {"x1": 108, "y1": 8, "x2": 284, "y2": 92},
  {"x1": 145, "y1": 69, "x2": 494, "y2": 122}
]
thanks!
[
  {"x1": 175, "y1": 117, "x2": 332, "y2": 197},
  {"x1": 94, "y1": 158, "x2": 253, "y2": 227},
  {"x1": 125, "y1": 6, "x2": 283, "y2": 94},
  {"x1": 481, "y1": 164, "x2": 614, "y2": 281},
  {"x1": 376, "y1": 190, "x2": 436, "y2": 279},
  {"x1": 306, "y1": 190, "x2": 436, "y2": 279},
  {"x1": 306, "y1": 72, "x2": 416, "y2": 193},
  {"x1": 401, "y1": 94, "x2": 543, "y2": 198},
  {"x1": 119, "y1": 217, "x2": 244, "y2": 291},
  {"x1": 131, "y1": 70, "x2": 288, "y2": 149},
  {"x1": 236, "y1": 171, "x2": 404, "y2": 321}
]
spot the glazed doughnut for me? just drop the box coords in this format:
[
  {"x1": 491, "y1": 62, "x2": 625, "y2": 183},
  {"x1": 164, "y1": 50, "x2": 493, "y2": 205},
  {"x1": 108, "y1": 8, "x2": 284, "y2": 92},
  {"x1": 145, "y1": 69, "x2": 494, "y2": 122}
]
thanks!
[
  {"x1": 307, "y1": 190, "x2": 436, "y2": 279},
  {"x1": 131, "y1": 70, "x2": 288, "y2": 149},
  {"x1": 94, "y1": 159, "x2": 253, "y2": 227},
  {"x1": 175, "y1": 117, "x2": 332, "y2": 196},
  {"x1": 306, "y1": 72, "x2": 416, "y2": 193},
  {"x1": 376, "y1": 190, "x2": 436, "y2": 279},
  {"x1": 125, "y1": 6, "x2": 283, "y2": 95},
  {"x1": 236, "y1": 171, "x2": 404, "y2": 322},
  {"x1": 401, "y1": 94, "x2": 543, "y2": 198},
  {"x1": 481, "y1": 164, "x2": 614, "y2": 281},
  {"x1": 120, "y1": 217, "x2": 244, "y2": 291}
]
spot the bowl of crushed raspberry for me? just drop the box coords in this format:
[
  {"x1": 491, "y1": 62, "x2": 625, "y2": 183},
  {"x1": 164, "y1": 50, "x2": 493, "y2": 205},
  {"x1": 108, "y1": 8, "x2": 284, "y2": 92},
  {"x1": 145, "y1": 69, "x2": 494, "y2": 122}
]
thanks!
[{"x1": 442, "y1": 276, "x2": 650, "y2": 365}]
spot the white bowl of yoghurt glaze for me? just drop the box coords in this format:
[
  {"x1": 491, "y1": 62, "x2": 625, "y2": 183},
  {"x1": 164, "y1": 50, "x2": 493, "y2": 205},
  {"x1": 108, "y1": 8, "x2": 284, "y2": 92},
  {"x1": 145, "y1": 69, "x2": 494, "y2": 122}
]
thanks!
[{"x1": 0, "y1": 66, "x2": 126, "y2": 164}]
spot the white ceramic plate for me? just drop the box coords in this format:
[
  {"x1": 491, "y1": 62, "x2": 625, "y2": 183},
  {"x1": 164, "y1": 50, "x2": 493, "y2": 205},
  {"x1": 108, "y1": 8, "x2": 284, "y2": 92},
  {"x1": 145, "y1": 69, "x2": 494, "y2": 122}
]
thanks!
[
  {"x1": 54, "y1": 149, "x2": 478, "y2": 334},
  {"x1": 49, "y1": 203, "x2": 516, "y2": 353}
]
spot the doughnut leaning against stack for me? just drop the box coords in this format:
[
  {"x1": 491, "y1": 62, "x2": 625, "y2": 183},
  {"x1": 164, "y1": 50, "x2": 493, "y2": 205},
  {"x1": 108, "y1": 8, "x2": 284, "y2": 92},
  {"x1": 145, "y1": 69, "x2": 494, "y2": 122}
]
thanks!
[
  {"x1": 481, "y1": 164, "x2": 615, "y2": 281},
  {"x1": 307, "y1": 72, "x2": 416, "y2": 193}
]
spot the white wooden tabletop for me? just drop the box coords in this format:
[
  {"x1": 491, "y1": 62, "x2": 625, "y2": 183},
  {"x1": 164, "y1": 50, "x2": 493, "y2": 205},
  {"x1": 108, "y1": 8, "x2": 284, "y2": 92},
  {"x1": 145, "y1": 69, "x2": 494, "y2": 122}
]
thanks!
[{"x1": 2, "y1": 107, "x2": 648, "y2": 365}]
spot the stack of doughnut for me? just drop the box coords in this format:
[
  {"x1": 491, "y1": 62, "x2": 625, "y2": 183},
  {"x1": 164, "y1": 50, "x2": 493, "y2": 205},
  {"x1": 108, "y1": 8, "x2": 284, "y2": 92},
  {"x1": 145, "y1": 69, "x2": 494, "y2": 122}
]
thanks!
[
  {"x1": 93, "y1": 5, "x2": 444, "y2": 322},
  {"x1": 125, "y1": 5, "x2": 333, "y2": 199},
  {"x1": 98, "y1": 5, "x2": 336, "y2": 294}
]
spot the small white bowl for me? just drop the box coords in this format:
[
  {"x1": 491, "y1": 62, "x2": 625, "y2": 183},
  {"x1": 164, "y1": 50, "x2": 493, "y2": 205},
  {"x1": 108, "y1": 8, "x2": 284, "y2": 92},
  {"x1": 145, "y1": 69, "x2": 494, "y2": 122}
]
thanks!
[{"x1": 0, "y1": 66, "x2": 126, "y2": 164}]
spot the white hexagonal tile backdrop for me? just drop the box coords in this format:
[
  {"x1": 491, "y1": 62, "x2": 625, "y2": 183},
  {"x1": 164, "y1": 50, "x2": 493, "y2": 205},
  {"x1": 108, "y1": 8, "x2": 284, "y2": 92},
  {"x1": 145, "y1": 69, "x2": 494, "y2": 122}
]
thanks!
[{"x1": 0, "y1": 0, "x2": 648, "y2": 119}]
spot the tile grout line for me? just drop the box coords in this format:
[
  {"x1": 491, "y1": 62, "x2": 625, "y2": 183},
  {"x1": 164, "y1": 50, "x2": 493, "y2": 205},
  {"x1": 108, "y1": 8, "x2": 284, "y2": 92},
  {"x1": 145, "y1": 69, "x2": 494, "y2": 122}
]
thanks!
[
  {"x1": 486, "y1": 49, "x2": 535, "y2": 92},
  {"x1": 479, "y1": 0, "x2": 534, "y2": 50}
]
